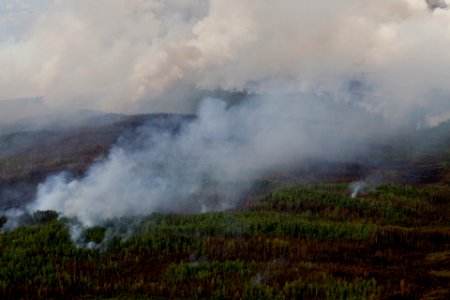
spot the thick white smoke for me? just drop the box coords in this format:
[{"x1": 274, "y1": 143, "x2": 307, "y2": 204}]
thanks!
[
  {"x1": 0, "y1": 0, "x2": 449, "y2": 124},
  {"x1": 2, "y1": 1, "x2": 450, "y2": 225},
  {"x1": 29, "y1": 94, "x2": 386, "y2": 225}
]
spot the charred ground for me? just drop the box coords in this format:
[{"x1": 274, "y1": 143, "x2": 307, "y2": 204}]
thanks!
[
  {"x1": 0, "y1": 113, "x2": 449, "y2": 299},
  {"x1": 0, "y1": 113, "x2": 193, "y2": 210}
]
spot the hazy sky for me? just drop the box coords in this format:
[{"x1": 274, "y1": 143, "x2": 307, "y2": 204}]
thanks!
[{"x1": 0, "y1": 0, "x2": 47, "y2": 38}]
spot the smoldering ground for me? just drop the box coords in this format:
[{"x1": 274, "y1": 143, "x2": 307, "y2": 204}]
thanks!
[
  {"x1": 27, "y1": 92, "x2": 399, "y2": 227},
  {"x1": 2, "y1": 1, "x2": 450, "y2": 238}
]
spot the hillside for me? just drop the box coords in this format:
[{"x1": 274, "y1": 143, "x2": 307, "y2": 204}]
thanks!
[
  {"x1": 3, "y1": 1, "x2": 450, "y2": 299},
  {"x1": 0, "y1": 113, "x2": 195, "y2": 210},
  {"x1": 0, "y1": 114, "x2": 449, "y2": 299}
]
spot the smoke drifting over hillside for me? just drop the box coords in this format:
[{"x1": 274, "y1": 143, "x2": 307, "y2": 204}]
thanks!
[
  {"x1": 29, "y1": 94, "x2": 386, "y2": 226},
  {"x1": 1, "y1": 1, "x2": 450, "y2": 225}
]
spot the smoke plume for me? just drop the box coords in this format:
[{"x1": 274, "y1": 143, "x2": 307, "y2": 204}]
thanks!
[
  {"x1": 0, "y1": 0, "x2": 449, "y2": 124},
  {"x1": 1, "y1": 1, "x2": 450, "y2": 225},
  {"x1": 29, "y1": 93, "x2": 386, "y2": 225}
]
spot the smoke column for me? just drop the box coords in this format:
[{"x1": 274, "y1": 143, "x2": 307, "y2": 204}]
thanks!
[
  {"x1": 29, "y1": 94, "x2": 384, "y2": 225},
  {"x1": 0, "y1": 0, "x2": 449, "y2": 124},
  {"x1": 0, "y1": 1, "x2": 449, "y2": 224}
]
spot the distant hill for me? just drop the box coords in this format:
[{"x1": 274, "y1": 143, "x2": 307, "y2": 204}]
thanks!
[
  {"x1": 0, "y1": 97, "x2": 132, "y2": 134},
  {"x1": 0, "y1": 113, "x2": 194, "y2": 209},
  {"x1": 0, "y1": 111, "x2": 449, "y2": 210},
  {"x1": 0, "y1": 97, "x2": 47, "y2": 124}
]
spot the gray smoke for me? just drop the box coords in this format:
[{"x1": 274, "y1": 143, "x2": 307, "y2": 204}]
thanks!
[
  {"x1": 350, "y1": 181, "x2": 368, "y2": 199},
  {"x1": 426, "y1": 0, "x2": 448, "y2": 10},
  {"x1": 1, "y1": 1, "x2": 450, "y2": 226},
  {"x1": 0, "y1": 1, "x2": 450, "y2": 126},
  {"x1": 28, "y1": 93, "x2": 387, "y2": 226}
]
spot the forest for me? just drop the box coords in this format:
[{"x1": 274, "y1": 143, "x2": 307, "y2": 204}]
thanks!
[
  {"x1": 0, "y1": 182, "x2": 449, "y2": 299},
  {"x1": 0, "y1": 114, "x2": 449, "y2": 299},
  {"x1": 2, "y1": 1, "x2": 450, "y2": 299}
]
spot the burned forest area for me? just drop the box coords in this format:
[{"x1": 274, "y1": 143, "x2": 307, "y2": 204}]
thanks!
[
  {"x1": 3, "y1": 1, "x2": 450, "y2": 299},
  {"x1": 0, "y1": 113, "x2": 449, "y2": 300}
]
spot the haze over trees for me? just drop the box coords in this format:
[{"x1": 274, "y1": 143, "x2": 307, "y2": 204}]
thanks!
[{"x1": 1, "y1": 1, "x2": 450, "y2": 299}]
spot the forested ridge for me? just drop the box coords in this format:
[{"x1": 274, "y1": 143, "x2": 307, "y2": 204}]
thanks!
[
  {"x1": 3, "y1": 0, "x2": 450, "y2": 298},
  {"x1": 0, "y1": 115, "x2": 449, "y2": 299}
]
